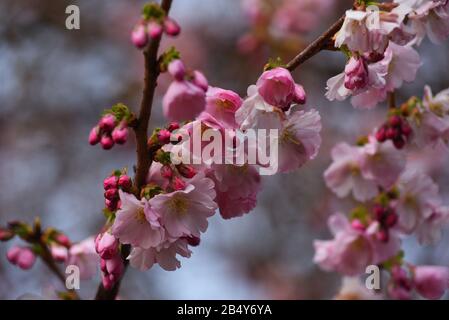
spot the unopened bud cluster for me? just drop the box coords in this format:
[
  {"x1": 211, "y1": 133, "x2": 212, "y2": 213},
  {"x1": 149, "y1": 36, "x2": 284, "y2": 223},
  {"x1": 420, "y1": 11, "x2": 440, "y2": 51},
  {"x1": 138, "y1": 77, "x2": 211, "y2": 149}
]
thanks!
[
  {"x1": 131, "y1": 3, "x2": 180, "y2": 49},
  {"x1": 103, "y1": 171, "x2": 132, "y2": 211}
]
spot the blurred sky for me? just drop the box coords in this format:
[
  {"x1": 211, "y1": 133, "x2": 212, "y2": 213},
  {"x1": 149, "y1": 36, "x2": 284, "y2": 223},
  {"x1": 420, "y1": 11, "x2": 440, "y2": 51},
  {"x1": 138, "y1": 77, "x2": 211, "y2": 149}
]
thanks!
[{"x1": 1, "y1": 0, "x2": 449, "y2": 299}]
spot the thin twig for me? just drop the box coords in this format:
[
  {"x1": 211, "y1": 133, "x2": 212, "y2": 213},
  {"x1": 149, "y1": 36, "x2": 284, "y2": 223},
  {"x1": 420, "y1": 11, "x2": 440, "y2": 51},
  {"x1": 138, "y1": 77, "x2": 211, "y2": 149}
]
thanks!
[
  {"x1": 388, "y1": 91, "x2": 396, "y2": 109},
  {"x1": 285, "y1": 15, "x2": 345, "y2": 71}
]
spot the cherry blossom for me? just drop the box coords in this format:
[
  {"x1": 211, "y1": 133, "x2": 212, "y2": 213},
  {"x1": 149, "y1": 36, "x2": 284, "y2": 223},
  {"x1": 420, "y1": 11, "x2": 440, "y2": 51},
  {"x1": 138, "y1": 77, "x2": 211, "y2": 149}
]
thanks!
[{"x1": 112, "y1": 191, "x2": 165, "y2": 249}]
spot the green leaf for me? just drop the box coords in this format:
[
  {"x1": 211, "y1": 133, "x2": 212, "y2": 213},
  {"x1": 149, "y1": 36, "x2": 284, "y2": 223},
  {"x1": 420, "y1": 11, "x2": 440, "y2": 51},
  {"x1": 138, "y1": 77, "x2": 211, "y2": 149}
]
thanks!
[
  {"x1": 263, "y1": 57, "x2": 285, "y2": 71},
  {"x1": 159, "y1": 47, "x2": 181, "y2": 72},
  {"x1": 350, "y1": 206, "x2": 369, "y2": 224},
  {"x1": 142, "y1": 3, "x2": 166, "y2": 21}
]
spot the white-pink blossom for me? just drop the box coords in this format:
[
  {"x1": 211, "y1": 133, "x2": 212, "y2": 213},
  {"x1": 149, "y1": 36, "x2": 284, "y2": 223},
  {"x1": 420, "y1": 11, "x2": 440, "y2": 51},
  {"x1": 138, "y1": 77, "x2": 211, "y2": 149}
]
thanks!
[
  {"x1": 128, "y1": 238, "x2": 192, "y2": 271},
  {"x1": 111, "y1": 191, "x2": 165, "y2": 249},
  {"x1": 149, "y1": 172, "x2": 217, "y2": 238},
  {"x1": 277, "y1": 108, "x2": 322, "y2": 173},
  {"x1": 67, "y1": 237, "x2": 99, "y2": 280}
]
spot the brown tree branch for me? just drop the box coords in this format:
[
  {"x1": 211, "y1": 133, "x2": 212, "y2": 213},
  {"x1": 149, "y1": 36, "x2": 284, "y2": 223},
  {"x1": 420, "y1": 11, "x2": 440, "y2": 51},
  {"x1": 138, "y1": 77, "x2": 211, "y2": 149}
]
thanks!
[
  {"x1": 94, "y1": 0, "x2": 173, "y2": 300},
  {"x1": 285, "y1": 14, "x2": 345, "y2": 72},
  {"x1": 388, "y1": 91, "x2": 396, "y2": 109}
]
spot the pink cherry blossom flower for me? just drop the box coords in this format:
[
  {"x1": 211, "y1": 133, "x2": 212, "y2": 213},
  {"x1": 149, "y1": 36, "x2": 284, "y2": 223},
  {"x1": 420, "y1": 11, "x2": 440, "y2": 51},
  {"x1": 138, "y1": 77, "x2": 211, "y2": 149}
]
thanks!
[
  {"x1": 111, "y1": 191, "x2": 165, "y2": 249},
  {"x1": 396, "y1": 0, "x2": 449, "y2": 44},
  {"x1": 395, "y1": 170, "x2": 442, "y2": 234},
  {"x1": 388, "y1": 266, "x2": 413, "y2": 300},
  {"x1": 326, "y1": 53, "x2": 388, "y2": 108},
  {"x1": 147, "y1": 161, "x2": 170, "y2": 190},
  {"x1": 344, "y1": 56, "x2": 369, "y2": 90},
  {"x1": 413, "y1": 265, "x2": 449, "y2": 299},
  {"x1": 149, "y1": 172, "x2": 217, "y2": 238},
  {"x1": 414, "y1": 86, "x2": 449, "y2": 148},
  {"x1": 359, "y1": 135, "x2": 406, "y2": 189},
  {"x1": 235, "y1": 85, "x2": 283, "y2": 131},
  {"x1": 324, "y1": 143, "x2": 378, "y2": 202},
  {"x1": 162, "y1": 80, "x2": 206, "y2": 122},
  {"x1": 382, "y1": 42, "x2": 421, "y2": 92},
  {"x1": 68, "y1": 237, "x2": 99, "y2": 280},
  {"x1": 277, "y1": 108, "x2": 322, "y2": 173},
  {"x1": 353, "y1": 42, "x2": 420, "y2": 109},
  {"x1": 416, "y1": 206, "x2": 449, "y2": 245},
  {"x1": 256, "y1": 67, "x2": 296, "y2": 108},
  {"x1": 335, "y1": 9, "x2": 404, "y2": 53},
  {"x1": 204, "y1": 87, "x2": 243, "y2": 129},
  {"x1": 209, "y1": 164, "x2": 261, "y2": 219},
  {"x1": 128, "y1": 238, "x2": 192, "y2": 271},
  {"x1": 314, "y1": 213, "x2": 401, "y2": 276}
]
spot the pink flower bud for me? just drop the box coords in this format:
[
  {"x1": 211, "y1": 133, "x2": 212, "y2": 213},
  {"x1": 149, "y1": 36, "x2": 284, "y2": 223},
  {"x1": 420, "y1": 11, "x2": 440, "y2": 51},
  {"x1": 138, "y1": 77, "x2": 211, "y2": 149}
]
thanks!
[
  {"x1": 103, "y1": 176, "x2": 118, "y2": 190},
  {"x1": 112, "y1": 126, "x2": 128, "y2": 145},
  {"x1": 375, "y1": 126, "x2": 387, "y2": 142},
  {"x1": 388, "y1": 266, "x2": 413, "y2": 300},
  {"x1": 51, "y1": 245, "x2": 68, "y2": 263},
  {"x1": 344, "y1": 57, "x2": 369, "y2": 90},
  {"x1": 99, "y1": 114, "x2": 117, "y2": 132},
  {"x1": 103, "y1": 255, "x2": 124, "y2": 278},
  {"x1": 6, "y1": 246, "x2": 21, "y2": 264},
  {"x1": 163, "y1": 17, "x2": 181, "y2": 36},
  {"x1": 293, "y1": 84, "x2": 306, "y2": 105},
  {"x1": 131, "y1": 24, "x2": 148, "y2": 49},
  {"x1": 95, "y1": 233, "x2": 119, "y2": 260},
  {"x1": 118, "y1": 175, "x2": 132, "y2": 190},
  {"x1": 350, "y1": 219, "x2": 366, "y2": 231},
  {"x1": 192, "y1": 70, "x2": 209, "y2": 92},
  {"x1": 101, "y1": 135, "x2": 115, "y2": 150},
  {"x1": 168, "y1": 60, "x2": 186, "y2": 81},
  {"x1": 157, "y1": 129, "x2": 172, "y2": 144},
  {"x1": 89, "y1": 126, "x2": 101, "y2": 145},
  {"x1": 172, "y1": 176, "x2": 186, "y2": 191},
  {"x1": 7, "y1": 246, "x2": 36, "y2": 270},
  {"x1": 257, "y1": 67, "x2": 295, "y2": 108},
  {"x1": 177, "y1": 164, "x2": 196, "y2": 178},
  {"x1": 160, "y1": 165, "x2": 173, "y2": 179},
  {"x1": 104, "y1": 188, "x2": 119, "y2": 201},
  {"x1": 385, "y1": 212, "x2": 398, "y2": 228},
  {"x1": 16, "y1": 248, "x2": 36, "y2": 270},
  {"x1": 102, "y1": 274, "x2": 115, "y2": 290},
  {"x1": 163, "y1": 80, "x2": 206, "y2": 122},
  {"x1": 105, "y1": 198, "x2": 119, "y2": 211},
  {"x1": 389, "y1": 115, "x2": 402, "y2": 127},
  {"x1": 147, "y1": 21, "x2": 163, "y2": 39},
  {"x1": 55, "y1": 234, "x2": 71, "y2": 248},
  {"x1": 167, "y1": 122, "x2": 180, "y2": 132},
  {"x1": 0, "y1": 227, "x2": 14, "y2": 241},
  {"x1": 393, "y1": 136, "x2": 405, "y2": 149},
  {"x1": 388, "y1": 282, "x2": 413, "y2": 300},
  {"x1": 186, "y1": 236, "x2": 200, "y2": 247},
  {"x1": 414, "y1": 266, "x2": 449, "y2": 300},
  {"x1": 386, "y1": 127, "x2": 399, "y2": 140}
]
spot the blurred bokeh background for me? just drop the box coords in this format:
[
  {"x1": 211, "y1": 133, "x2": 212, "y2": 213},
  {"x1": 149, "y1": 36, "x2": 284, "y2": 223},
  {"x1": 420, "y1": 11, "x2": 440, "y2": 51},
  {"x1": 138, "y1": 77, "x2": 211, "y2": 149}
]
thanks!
[{"x1": 1, "y1": 0, "x2": 449, "y2": 299}]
